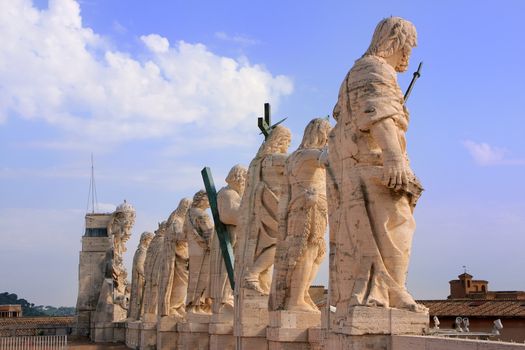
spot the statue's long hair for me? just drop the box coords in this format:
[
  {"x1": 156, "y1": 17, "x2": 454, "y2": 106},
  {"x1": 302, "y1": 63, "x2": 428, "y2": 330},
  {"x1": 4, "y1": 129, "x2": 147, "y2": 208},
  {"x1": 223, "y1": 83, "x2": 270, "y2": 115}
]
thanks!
[
  {"x1": 299, "y1": 118, "x2": 332, "y2": 149},
  {"x1": 364, "y1": 17, "x2": 417, "y2": 58}
]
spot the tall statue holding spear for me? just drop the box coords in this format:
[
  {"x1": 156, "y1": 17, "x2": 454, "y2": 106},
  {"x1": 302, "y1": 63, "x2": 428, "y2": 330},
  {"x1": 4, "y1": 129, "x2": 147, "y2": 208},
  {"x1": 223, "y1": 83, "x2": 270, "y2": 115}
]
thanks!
[{"x1": 328, "y1": 17, "x2": 427, "y2": 320}]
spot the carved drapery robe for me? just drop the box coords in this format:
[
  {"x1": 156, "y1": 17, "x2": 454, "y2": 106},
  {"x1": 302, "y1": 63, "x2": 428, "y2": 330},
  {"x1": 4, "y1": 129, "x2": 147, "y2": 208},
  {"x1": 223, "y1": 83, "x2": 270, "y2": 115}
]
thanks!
[{"x1": 329, "y1": 55, "x2": 423, "y2": 312}]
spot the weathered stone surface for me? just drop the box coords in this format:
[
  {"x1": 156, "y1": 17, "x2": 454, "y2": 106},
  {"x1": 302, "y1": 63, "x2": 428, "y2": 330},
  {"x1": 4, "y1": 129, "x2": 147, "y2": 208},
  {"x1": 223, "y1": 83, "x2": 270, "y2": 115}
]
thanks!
[
  {"x1": 209, "y1": 334, "x2": 235, "y2": 350},
  {"x1": 234, "y1": 289, "x2": 270, "y2": 338},
  {"x1": 270, "y1": 118, "x2": 331, "y2": 314},
  {"x1": 237, "y1": 125, "x2": 292, "y2": 295},
  {"x1": 142, "y1": 222, "x2": 167, "y2": 322},
  {"x1": 308, "y1": 327, "x2": 325, "y2": 350},
  {"x1": 237, "y1": 336, "x2": 269, "y2": 350},
  {"x1": 331, "y1": 306, "x2": 428, "y2": 336},
  {"x1": 234, "y1": 126, "x2": 291, "y2": 348},
  {"x1": 210, "y1": 165, "x2": 246, "y2": 328},
  {"x1": 158, "y1": 198, "x2": 192, "y2": 318},
  {"x1": 81, "y1": 236, "x2": 112, "y2": 252},
  {"x1": 268, "y1": 340, "x2": 311, "y2": 350},
  {"x1": 184, "y1": 190, "x2": 213, "y2": 316},
  {"x1": 328, "y1": 17, "x2": 428, "y2": 337},
  {"x1": 128, "y1": 232, "x2": 154, "y2": 321},
  {"x1": 392, "y1": 335, "x2": 525, "y2": 350},
  {"x1": 157, "y1": 330, "x2": 179, "y2": 350},
  {"x1": 76, "y1": 213, "x2": 113, "y2": 337},
  {"x1": 267, "y1": 309, "x2": 321, "y2": 347},
  {"x1": 125, "y1": 321, "x2": 141, "y2": 350},
  {"x1": 210, "y1": 322, "x2": 233, "y2": 335},
  {"x1": 139, "y1": 321, "x2": 157, "y2": 350},
  {"x1": 157, "y1": 316, "x2": 182, "y2": 350},
  {"x1": 327, "y1": 333, "x2": 390, "y2": 350},
  {"x1": 269, "y1": 310, "x2": 321, "y2": 330},
  {"x1": 177, "y1": 321, "x2": 210, "y2": 350}
]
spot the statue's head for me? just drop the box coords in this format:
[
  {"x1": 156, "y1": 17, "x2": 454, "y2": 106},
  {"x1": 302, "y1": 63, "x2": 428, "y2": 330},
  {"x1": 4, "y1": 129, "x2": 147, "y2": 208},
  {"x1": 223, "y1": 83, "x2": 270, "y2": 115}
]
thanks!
[
  {"x1": 139, "y1": 231, "x2": 154, "y2": 247},
  {"x1": 365, "y1": 17, "x2": 417, "y2": 72},
  {"x1": 174, "y1": 197, "x2": 192, "y2": 216},
  {"x1": 192, "y1": 190, "x2": 209, "y2": 209},
  {"x1": 114, "y1": 200, "x2": 136, "y2": 230},
  {"x1": 262, "y1": 125, "x2": 292, "y2": 155},
  {"x1": 226, "y1": 164, "x2": 248, "y2": 193},
  {"x1": 300, "y1": 118, "x2": 332, "y2": 149}
]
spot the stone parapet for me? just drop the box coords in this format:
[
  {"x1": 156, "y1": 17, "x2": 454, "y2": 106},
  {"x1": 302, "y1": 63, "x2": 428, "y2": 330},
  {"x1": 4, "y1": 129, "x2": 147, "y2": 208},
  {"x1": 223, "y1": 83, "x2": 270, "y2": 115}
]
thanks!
[
  {"x1": 177, "y1": 321, "x2": 210, "y2": 350},
  {"x1": 391, "y1": 335, "x2": 525, "y2": 350},
  {"x1": 331, "y1": 306, "x2": 428, "y2": 336},
  {"x1": 139, "y1": 321, "x2": 157, "y2": 350},
  {"x1": 126, "y1": 321, "x2": 141, "y2": 350},
  {"x1": 157, "y1": 316, "x2": 181, "y2": 350},
  {"x1": 234, "y1": 289, "x2": 269, "y2": 338}
]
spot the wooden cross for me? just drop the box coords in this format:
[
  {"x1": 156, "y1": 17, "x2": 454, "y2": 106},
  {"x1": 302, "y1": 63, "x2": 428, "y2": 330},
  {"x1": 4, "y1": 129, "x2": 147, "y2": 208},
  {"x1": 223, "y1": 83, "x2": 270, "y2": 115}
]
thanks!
[
  {"x1": 201, "y1": 166, "x2": 235, "y2": 290},
  {"x1": 258, "y1": 102, "x2": 287, "y2": 140}
]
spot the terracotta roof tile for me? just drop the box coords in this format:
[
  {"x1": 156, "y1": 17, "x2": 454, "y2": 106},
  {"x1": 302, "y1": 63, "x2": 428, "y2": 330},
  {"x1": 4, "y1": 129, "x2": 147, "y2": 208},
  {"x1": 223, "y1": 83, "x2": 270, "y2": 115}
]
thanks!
[
  {"x1": 0, "y1": 316, "x2": 75, "y2": 328},
  {"x1": 419, "y1": 300, "x2": 525, "y2": 317}
]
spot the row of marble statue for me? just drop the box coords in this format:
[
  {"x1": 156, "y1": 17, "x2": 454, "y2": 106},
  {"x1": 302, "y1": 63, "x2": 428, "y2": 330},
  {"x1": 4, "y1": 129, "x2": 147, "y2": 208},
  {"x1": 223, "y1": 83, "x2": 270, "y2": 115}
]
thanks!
[
  {"x1": 121, "y1": 17, "x2": 428, "y2": 333},
  {"x1": 127, "y1": 118, "x2": 331, "y2": 326}
]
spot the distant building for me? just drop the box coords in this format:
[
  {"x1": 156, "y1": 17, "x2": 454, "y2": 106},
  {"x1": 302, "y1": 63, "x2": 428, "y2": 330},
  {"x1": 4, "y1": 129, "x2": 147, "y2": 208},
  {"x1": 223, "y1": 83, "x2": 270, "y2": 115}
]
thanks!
[
  {"x1": 448, "y1": 273, "x2": 525, "y2": 300},
  {"x1": 0, "y1": 305, "x2": 22, "y2": 318},
  {"x1": 420, "y1": 273, "x2": 525, "y2": 342}
]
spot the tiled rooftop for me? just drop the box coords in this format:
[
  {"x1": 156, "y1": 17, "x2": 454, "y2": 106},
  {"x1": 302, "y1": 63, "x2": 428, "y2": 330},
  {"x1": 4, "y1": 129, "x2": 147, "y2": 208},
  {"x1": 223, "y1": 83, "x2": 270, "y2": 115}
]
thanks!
[
  {"x1": 419, "y1": 300, "x2": 525, "y2": 317},
  {"x1": 0, "y1": 316, "x2": 75, "y2": 328}
]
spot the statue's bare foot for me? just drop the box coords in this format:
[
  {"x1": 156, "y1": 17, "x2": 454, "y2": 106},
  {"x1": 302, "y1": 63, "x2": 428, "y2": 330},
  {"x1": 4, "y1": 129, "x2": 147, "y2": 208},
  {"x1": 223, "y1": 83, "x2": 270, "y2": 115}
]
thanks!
[
  {"x1": 392, "y1": 291, "x2": 428, "y2": 313},
  {"x1": 304, "y1": 294, "x2": 318, "y2": 310},
  {"x1": 287, "y1": 302, "x2": 320, "y2": 313},
  {"x1": 244, "y1": 280, "x2": 268, "y2": 295}
]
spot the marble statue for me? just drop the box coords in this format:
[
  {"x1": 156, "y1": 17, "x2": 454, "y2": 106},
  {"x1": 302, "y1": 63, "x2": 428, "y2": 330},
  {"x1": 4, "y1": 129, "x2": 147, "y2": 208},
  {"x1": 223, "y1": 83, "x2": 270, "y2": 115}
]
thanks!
[
  {"x1": 141, "y1": 221, "x2": 167, "y2": 321},
  {"x1": 107, "y1": 200, "x2": 136, "y2": 308},
  {"x1": 158, "y1": 198, "x2": 192, "y2": 318},
  {"x1": 93, "y1": 201, "x2": 136, "y2": 326},
  {"x1": 238, "y1": 125, "x2": 292, "y2": 295},
  {"x1": 328, "y1": 16, "x2": 425, "y2": 313},
  {"x1": 270, "y1": 118, "x2": 331, "y2": 312},
  {"x1": 128, "y1": 231, "x2": 154, "y2": 321},
  {"x1": 184, "y1": 190, "x2": 214, "y2": 314},
  {"x1": 210, "y1": 164, "x2": 247, "y2": 316}
]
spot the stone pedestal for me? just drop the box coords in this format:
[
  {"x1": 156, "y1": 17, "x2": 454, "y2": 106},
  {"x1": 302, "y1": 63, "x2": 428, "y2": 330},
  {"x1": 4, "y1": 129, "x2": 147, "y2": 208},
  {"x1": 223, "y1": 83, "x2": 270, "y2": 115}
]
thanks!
[
  {"x1": 267, "y1": 310, "x2": 321, "y2": 350},
  {"x1": 157, "y1": 316, "x2": 181, "y2": 350},
  {"x1": 331, "y1": 306, "x2": 428, "y2": 336},
  {"x1": 140, "y1": 321, "x2": 157, "y2": 350},
  {"x1": 126, "y1": 321, "x2": 142, "y2": 350},
  {"x1": 308, "y1": 328, "x2": 325, "y2": 350},
  {"x1": 113, "y1": 321, "x2": 126, "y2": 342},
  {"x1": 327, "y1": 333, "x2": 391, "y2": 350},
  {"x1": 234, "y1": 289, "x2": 269, "y2": 349},
  {"x1": 327, "y1": 306, "x2": 429, "y2": 350},
  {"x1": 209, "y1": 312, "x2": 234, "y2": 350},
  {"x1": 92, "y1": 322, "x2": 114, "y2": 342},
  {"x1": 177, "y1": 313, "x2": 210, "y2": 350}
]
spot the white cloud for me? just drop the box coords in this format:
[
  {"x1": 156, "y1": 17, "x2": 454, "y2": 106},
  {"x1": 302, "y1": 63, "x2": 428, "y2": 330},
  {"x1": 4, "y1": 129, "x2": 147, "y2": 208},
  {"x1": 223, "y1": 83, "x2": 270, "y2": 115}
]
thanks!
[
  {"x1": 463, "y1": 140, "x2": 524, "y2": 166},
  {"x1": 215, "y1": 31, "x2": 259, "y2": 46},
  {"x1": 0, "y1": 0, "x2": 293, "y2": 148},
  {"x1": 141, "y1": 34, "x2": 169, "y2": 53}
]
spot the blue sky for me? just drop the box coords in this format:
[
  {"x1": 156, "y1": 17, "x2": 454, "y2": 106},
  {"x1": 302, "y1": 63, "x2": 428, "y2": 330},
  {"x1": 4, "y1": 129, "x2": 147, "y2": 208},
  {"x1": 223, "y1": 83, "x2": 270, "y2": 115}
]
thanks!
[{"x1": 1, "y1": 0, "x2": 524, "y2": 306}]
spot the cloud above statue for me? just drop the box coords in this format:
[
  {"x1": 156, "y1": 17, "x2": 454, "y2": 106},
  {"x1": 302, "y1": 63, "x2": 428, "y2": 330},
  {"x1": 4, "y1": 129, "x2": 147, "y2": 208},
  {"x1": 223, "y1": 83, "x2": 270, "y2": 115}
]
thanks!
[{"x1": 0, "y1": 0, "x2": 293, "y2": 149}]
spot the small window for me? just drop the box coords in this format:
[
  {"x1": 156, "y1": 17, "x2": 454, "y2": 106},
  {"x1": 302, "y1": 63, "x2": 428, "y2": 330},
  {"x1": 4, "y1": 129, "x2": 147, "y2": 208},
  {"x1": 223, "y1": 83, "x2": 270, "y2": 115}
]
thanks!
[
  {"x1": 481, "y1": 285, "x2": 486, "y2": 292},
  {"x1": 467, "y1": 280, "x2": 471, "y2": 288}
]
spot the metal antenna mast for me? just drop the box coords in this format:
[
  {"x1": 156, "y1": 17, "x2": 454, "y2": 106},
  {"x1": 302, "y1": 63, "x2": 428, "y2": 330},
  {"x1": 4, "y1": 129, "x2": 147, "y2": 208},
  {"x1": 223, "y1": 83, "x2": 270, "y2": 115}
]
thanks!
[{"x1": 86, "y1": 154, "x2": 99, "y2": 213}]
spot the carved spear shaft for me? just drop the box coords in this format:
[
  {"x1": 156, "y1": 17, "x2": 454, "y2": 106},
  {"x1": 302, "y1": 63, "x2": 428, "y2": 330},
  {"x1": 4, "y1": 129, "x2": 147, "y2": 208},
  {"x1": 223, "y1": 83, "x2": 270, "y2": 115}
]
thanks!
[
  {"x1": 404, "y1": 61, "x2": 423, "y2": 103},
  {"x1": 201, "y1": 166, "x2": 235, "y2": 290}
]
